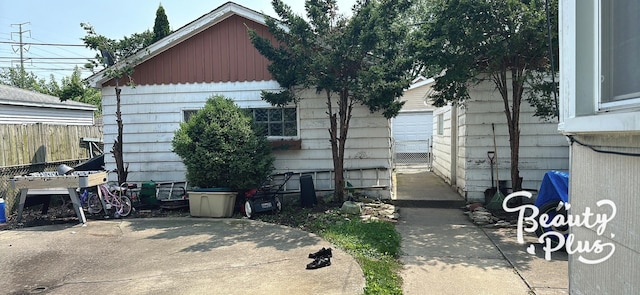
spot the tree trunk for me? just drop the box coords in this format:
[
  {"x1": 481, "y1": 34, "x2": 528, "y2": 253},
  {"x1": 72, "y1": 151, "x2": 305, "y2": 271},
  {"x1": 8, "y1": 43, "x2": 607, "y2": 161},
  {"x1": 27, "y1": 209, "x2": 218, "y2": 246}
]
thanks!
[
  {"x1": 508, "y1": 67, "x2": 524, "y2": 192},
  {"x1": 112, "y1": 84, "x2": 128, "y2": 184},
  {"x1": 327, "y1": 90, "x2": 353, "y2": 203},
  {"x1": 327, "y1": 91, "x2": 342, "y2": 202},
  {"x1": 495, "y1": 66, "x2": 524, "y2": 195}
]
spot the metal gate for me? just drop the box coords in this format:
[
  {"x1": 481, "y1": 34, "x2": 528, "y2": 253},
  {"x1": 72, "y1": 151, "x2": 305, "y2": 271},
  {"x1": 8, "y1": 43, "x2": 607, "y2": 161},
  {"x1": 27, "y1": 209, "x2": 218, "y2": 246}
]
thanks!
[{"x1": 393, "y1": 138, "x2": 432, "y2": 169}]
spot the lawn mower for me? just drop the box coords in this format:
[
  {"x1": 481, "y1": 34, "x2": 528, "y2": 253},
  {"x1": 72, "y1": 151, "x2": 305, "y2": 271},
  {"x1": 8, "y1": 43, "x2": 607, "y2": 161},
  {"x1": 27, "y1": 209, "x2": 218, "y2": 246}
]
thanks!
[{"x1": 242, "y1": 172, "x2": 294, "y2": 218}]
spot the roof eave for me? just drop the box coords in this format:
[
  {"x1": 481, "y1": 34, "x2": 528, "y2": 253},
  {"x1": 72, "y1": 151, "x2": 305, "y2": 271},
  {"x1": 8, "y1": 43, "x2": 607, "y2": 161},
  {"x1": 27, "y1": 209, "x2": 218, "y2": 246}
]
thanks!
[{"x1": 0, "y1": 99, "x2": 97, "y2": 111}]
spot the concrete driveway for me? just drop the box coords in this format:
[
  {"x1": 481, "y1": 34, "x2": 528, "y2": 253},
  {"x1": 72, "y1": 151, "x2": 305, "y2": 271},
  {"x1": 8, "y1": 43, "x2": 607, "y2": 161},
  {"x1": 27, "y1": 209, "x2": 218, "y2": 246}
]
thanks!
[{"x1": 0, "y1": 218, "x2": 365, "y2": 295}]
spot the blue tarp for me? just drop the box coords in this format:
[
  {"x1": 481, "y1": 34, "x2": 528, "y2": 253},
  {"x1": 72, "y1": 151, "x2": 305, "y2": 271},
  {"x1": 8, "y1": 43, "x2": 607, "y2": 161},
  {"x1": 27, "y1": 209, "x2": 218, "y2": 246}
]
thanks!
[{"x1": 534, "y1": 170, "x2": 569, "y2": 207}]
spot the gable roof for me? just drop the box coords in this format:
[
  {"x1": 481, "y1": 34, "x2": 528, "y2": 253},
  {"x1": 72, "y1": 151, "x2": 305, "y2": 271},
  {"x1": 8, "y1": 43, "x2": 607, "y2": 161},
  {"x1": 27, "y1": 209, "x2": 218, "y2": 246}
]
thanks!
[
  {"x1": 0, "y1": 84, "x2": 96, "y2": 111},
  {"x1": 86, "y1": 2, "x2": 268, "y2": 88},
  {"x1": 400, "y1": 77, "x2": 436, "y2": 111}
]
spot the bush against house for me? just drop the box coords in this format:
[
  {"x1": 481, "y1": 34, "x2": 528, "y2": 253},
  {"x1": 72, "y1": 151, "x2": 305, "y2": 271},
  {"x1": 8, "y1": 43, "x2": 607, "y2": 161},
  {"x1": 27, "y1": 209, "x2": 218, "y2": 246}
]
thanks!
[{"x1": 172, "y1": 95, "x2": 274, "y2": 190}]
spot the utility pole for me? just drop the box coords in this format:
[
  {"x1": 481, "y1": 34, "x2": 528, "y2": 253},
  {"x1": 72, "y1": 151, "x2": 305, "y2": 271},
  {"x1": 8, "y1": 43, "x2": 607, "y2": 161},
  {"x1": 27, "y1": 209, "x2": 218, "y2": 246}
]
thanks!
[{"x1": 11, "y1": 22, "x2": 31, "y2": 88}]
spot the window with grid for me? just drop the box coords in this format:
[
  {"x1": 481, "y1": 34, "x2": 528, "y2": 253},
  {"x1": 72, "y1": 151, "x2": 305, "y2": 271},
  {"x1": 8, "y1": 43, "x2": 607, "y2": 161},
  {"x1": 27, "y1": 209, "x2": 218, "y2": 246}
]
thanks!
[{"x1": 249, "y1": 107, "x2": 297, "y2": 137}]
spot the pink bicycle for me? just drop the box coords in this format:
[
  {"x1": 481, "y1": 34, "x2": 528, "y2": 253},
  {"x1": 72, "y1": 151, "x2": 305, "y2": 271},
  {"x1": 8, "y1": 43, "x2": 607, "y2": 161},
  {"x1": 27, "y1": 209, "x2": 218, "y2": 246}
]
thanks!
[{"x1": 87, "y1": 183, "x2": 133, "y2": 218}]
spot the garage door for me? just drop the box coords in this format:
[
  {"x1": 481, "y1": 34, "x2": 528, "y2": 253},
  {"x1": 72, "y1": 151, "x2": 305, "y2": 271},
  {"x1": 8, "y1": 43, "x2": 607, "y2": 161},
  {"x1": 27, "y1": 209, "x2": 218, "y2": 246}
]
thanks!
[{"x1": 392, "y1": 111, "x2": 433, "y2": 165}]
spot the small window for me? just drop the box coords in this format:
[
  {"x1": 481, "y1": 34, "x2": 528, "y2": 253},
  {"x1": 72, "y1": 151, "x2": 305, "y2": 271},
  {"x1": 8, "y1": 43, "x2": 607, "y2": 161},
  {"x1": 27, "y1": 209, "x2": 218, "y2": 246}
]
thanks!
[
  {"x1": 248, "y1": 107, "x2": 298, "y2": 137},
  {"x1": 437, "y1": 114, "x2": 444, "y2": 135},
  {"x1": 183, "y1": 109, "x2": 199, "y2": 122}
]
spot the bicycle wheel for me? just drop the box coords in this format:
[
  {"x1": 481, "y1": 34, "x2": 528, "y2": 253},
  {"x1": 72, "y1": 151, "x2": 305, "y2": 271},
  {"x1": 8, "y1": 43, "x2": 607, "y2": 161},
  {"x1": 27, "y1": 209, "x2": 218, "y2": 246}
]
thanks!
[
  {"x1": 87, "y1": 194, "x2": 103, "y2": 214},
  {"x1": 116, "y1": 195, "x2": 132, "y2": 217}
]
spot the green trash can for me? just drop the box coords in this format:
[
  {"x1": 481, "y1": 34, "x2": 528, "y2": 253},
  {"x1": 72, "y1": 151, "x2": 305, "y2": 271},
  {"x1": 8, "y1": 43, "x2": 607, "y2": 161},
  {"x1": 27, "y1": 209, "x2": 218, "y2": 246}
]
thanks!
[{"x1": 140, "y1": 180, "x2": 158, "y2": 206}]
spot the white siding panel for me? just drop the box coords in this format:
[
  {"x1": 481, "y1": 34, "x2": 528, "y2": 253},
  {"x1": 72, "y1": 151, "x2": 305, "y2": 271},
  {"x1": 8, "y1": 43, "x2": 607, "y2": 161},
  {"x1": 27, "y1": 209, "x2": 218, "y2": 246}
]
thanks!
[
  {"x1": 101, "y1": 82, "x2": 392, "y2": 198},
  {"x1": 457, "y1": 82, "x2": 569, "y2": 202},
  {"x1": 431, "y1": 106, "x2": 453, "y2": 183},
  {"x1": 432, "y1": 79, "x2": 569, "y2": 202}
]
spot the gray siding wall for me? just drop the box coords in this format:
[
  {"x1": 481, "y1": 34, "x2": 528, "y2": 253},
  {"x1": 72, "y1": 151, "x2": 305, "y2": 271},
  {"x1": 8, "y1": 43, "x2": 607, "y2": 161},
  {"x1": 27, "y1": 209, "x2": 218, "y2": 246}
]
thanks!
[
  {"x1": 0, "y1": 104, "x2": 95, "y2": 125},
  {"x1": 568, "y1": 133, "x2": 640, "y2": 295}
]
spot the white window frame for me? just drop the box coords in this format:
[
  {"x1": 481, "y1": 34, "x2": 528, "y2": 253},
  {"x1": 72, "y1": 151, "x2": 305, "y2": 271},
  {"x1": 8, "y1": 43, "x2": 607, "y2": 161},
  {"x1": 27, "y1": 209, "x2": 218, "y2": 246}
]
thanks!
[{"x1": 559, "y1": 0, "x2": 640, "y2": 133}]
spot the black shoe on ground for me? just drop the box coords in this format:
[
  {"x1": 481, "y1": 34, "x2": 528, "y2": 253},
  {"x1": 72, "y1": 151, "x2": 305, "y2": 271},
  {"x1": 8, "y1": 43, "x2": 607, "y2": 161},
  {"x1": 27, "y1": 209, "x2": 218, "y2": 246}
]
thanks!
[
  {"x1": 308, "y1": 247, "x2": 332, "y2": 259},
  {"x1": 306, "y1": 256, "x2": 331, "y2": 269}
]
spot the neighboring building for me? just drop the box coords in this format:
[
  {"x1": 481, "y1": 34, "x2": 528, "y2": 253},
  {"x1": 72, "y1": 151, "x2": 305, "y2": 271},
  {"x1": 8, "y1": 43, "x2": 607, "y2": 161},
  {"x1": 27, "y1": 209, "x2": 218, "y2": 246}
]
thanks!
[
  {"x1": 559, "y1": 1, "x2": 640, "y2": 294},
  {"x1": 0, "y1": 84, "x2": 100, "y2": 167},
  {"x1": 431, "y1": 80, "x2": 569, "y2": 203},
  {"x1": 86, "y1": 2, "x2": 393, "y2": 197},
  {"x1": 0, "y1": 84, "x2": 96, "y2": 125},
  {"x1": 391, "y1": 76, "x2": 436, "y2": 168}
]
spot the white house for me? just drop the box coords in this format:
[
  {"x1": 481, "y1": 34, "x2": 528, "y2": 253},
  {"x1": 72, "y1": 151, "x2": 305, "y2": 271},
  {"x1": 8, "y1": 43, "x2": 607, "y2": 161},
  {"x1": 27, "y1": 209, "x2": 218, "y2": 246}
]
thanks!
[
  {"x1": 0, "y1": 84, "x2": 96, "y2": 125},
  {"x1": 86, "y1": 2, "x2": 393, "y2": 198},
  {"x1": 431, "y1": 80, "x2": 569, "y2": 203},
  {"x1": 559, "y1": 1, "x2": 640, "y2": 293}
]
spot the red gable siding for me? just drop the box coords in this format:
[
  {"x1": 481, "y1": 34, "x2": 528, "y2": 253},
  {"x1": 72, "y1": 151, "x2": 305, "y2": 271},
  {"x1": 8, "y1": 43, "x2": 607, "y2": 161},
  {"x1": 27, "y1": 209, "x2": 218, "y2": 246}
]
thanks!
[{"x1": 122, "y1": 15, "x2": 274, "y2": 86}]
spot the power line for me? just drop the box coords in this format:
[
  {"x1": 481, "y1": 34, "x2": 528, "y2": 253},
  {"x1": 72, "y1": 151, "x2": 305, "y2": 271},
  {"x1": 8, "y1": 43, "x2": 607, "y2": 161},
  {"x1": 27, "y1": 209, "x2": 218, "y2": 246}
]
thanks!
[
  {"x1": 20, "y1": 67, "x2": 93, "y2": 71},
  {"x1": 4, "y1": 61, "x2": 90, "y2": 65},
  {"x1": 30, "y1": 36, "x2": 91, "y2": 62},
  {"x1": 0, "y1": 57, "x2": 93, "y2": 60},
  {"x1": 0, "y1": 40, "x2": 86, "y2": 47}
]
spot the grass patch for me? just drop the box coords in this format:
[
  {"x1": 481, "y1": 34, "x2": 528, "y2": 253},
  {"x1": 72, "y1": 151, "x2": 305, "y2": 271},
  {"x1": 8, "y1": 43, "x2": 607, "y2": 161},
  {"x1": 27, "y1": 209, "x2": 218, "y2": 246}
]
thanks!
[{"x1": 256, "y1": 204, "x2": 403, "y2": 295}]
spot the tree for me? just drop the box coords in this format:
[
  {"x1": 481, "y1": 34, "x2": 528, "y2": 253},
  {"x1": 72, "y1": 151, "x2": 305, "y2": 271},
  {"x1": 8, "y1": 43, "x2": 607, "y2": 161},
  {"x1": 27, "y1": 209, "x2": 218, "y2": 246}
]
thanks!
[
  {"x1": 0, "y1": 66, "x2": 57, "y2": 95},
  {"x1": 414, "y1": 0, "x2": 559, "y2": 192},
  {"x1": 249, "y1": 0, "x2": 413, "y2": 202},
  {"x1": 59, "y1": 67, "x2": 102, "y2": 114},
  {"x1": 152, "y1": 4, "x2": 171, "y2": 43},
  {"x1": 81, "y1": 23, "x2": 152, "y2": 185}
]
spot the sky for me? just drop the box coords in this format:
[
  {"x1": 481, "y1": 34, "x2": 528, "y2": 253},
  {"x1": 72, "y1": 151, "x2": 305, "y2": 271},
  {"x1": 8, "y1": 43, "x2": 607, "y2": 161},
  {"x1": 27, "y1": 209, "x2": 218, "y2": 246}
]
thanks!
[{"x1": 0, "y1": 0, "x2": 357, "y2": 82}]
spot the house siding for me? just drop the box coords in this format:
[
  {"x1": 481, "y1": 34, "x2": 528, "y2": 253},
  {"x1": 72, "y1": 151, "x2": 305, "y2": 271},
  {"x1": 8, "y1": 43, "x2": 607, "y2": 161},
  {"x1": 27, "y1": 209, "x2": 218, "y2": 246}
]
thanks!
[
  {"x1": 432, "y1": 81, "x2": 569, "y2": 202},
  {"x1": 432, "y1": 105, "x2": 454, "y2": 183},
  {"x1": 101, "y1": 82, "x2": 392, "y2": 198},
  {"x1": 568, "y1": 133, "x2": 640, "y2": 295}
]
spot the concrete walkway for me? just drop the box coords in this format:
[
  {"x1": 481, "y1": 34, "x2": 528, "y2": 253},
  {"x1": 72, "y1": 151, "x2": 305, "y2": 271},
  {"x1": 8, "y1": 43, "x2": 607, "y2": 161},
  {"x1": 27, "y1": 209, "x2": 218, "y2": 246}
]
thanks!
[{"x1": 394, "y1": 169, "x2": 568, "y2": 295}]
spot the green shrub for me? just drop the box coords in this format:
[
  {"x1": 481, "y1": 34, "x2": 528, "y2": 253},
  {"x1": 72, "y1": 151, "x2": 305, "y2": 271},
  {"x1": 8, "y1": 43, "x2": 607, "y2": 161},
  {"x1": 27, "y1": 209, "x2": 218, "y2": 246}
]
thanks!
[{"x1": 172, "y1": 95, "x2": 274, "y2": 189}]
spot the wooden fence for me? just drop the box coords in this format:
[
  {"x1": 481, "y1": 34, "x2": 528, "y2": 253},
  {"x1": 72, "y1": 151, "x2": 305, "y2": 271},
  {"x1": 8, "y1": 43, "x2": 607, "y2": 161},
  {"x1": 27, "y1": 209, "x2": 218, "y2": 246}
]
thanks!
[{"x1": 0, "y1": 123, "x2": 102, "y2": 167}]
